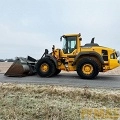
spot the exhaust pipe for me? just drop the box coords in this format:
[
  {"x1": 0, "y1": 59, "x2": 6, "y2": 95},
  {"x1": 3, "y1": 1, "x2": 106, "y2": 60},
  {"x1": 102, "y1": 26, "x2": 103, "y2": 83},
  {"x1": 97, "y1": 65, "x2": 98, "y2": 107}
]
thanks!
[{"x1": 4, "y1": 56, "x2": 36, "y2": 77}]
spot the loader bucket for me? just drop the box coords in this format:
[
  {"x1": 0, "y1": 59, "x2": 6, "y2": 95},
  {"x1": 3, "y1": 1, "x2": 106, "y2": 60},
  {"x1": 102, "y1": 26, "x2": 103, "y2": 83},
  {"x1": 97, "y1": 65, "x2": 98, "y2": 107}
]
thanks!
[{"x1": 4, "y1": 56, "x2": 36, "y2": 77}]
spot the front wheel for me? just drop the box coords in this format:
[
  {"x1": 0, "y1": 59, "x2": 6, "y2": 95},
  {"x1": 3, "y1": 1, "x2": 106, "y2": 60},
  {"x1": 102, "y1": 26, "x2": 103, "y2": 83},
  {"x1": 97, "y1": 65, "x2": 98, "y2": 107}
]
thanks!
[
  {"x1": 53, "y1": 69, "x2": 61, "y2": 76},
  {"x1": 77, "y1": 58, "x2": 99, "y2": 79},
  {"x1": 36, "y1": 57, "x2": 56, "y2": 77}
]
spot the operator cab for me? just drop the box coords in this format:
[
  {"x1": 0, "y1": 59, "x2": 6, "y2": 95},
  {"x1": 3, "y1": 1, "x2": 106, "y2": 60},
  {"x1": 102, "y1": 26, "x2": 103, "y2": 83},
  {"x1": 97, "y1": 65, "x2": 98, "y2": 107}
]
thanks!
[{"x1": 61, "y1": 35, "x2": 78, "y2": 54}]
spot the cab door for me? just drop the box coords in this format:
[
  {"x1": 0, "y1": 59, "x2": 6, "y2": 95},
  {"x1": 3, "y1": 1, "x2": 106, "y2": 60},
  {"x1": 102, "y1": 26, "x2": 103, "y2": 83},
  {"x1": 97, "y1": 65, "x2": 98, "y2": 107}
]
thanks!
[{"x1": 62, "y1": 36, "x2": 77, "y2": 54}]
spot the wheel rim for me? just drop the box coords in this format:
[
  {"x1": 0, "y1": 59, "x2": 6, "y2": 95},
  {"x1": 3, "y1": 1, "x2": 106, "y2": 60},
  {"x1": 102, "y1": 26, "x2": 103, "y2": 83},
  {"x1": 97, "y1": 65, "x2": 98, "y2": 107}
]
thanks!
[
  {"x1": 40, "y1": 63, "x2": 49, "y2": 72},
  {"x1": 82, "y1": 64, "x2": 93, "y2": 75}
]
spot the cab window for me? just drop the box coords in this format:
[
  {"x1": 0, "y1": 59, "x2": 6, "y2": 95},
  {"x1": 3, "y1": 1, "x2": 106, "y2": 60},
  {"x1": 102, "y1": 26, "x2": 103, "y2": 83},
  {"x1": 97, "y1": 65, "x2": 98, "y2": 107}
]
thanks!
[{"x1": 62, "y1": 36, "x2": 76, "y2": 54}]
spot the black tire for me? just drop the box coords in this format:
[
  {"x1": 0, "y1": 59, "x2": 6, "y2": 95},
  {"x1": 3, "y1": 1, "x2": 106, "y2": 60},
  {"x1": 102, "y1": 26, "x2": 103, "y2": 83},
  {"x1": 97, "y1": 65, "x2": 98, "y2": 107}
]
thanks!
[
  {"x1": 54, "y1": 69, "x2": 61, "y2": 76},
  {"x1": 36, "y1": 57, "x2": 56, "y2": 77},
  {"x1": 77, "y1": 58, "x2": 99, "y2": 79}
]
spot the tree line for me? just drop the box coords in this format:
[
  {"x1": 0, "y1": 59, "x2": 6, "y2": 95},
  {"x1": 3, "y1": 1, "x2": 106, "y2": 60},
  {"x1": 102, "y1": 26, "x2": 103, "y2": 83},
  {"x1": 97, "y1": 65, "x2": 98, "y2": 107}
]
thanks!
[{"x1": 0, "y1": 59, "x2": 15, "y2": 62}]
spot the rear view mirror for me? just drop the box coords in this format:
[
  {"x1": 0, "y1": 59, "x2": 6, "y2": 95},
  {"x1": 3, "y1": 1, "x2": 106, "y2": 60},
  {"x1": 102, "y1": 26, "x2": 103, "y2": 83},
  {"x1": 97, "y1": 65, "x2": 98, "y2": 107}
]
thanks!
[
  {"x1": 116, "y1": 51, "x2": 120, "y2": 57},
  {"x1": 60, "y1": 36, "x2": 62, "y2": 41}
]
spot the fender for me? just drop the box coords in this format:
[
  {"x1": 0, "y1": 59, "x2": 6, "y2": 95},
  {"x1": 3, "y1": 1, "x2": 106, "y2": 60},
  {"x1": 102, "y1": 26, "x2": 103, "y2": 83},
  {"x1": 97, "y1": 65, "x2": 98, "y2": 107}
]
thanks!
[
  {"x1": 73, "y1": 51, "x2": 104, "y2": 65},
  {"x1": 46, "y1": 54, "x2": 57, "y2": 67}
]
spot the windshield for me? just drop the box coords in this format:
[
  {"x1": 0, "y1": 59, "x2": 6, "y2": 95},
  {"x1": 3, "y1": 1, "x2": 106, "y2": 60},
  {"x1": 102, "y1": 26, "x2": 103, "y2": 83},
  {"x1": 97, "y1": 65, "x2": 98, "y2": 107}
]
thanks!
[{"x1": 62, "y1": 36, "x2": 76, "y2": 54}]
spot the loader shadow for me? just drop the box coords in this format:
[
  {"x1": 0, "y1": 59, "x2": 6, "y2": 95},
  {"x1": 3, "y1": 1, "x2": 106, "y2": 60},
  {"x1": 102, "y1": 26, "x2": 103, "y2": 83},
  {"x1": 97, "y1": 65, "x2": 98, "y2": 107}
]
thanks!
[
  {"x1": 4, "y1": 73, "x2": 119, "y2": 82},
  {"x1": 55, "y1": 73, "x2": 119, "y2": 81},
  {"x1": 96, "y1": 75, "x2": 119, "y2": 81}
]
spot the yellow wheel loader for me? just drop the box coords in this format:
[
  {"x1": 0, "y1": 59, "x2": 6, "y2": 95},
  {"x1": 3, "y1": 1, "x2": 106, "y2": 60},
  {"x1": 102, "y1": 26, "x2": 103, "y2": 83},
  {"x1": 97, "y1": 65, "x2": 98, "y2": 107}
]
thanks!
[{"x1": 5, "y1": 33, "x2": 120, "y2": 79}]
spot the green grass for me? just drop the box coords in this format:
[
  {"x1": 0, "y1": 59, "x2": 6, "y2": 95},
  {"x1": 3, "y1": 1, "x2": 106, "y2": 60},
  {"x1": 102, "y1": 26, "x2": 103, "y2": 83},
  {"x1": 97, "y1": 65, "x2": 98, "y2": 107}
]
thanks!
[{"x1": 0, "y1": 83, "x2": 120, "y2": 120}]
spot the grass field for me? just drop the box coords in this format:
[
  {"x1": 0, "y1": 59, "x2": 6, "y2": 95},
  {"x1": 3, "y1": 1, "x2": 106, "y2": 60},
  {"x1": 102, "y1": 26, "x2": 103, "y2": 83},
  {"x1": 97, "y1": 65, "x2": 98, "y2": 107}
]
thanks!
[{"x1": 0, "y1": 83, "x2": 120, "y2": 120}]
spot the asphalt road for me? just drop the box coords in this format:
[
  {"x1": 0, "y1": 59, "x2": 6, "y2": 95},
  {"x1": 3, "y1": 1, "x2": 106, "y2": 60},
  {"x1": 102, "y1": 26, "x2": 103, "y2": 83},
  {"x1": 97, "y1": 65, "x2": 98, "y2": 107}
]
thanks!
[{"x1": 0, "y1": 73, "x2": 120, "y2": 89}]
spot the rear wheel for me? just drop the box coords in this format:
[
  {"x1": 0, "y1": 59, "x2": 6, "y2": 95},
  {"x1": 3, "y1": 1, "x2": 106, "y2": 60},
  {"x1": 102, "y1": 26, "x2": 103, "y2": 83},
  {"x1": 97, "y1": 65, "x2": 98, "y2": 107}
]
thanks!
[
  {"x1": 36, "y1": 57, "x2": 56, "y2": 77},
  {"x1": 77, "y1": 58, "x2": 99, "y2": 79}
]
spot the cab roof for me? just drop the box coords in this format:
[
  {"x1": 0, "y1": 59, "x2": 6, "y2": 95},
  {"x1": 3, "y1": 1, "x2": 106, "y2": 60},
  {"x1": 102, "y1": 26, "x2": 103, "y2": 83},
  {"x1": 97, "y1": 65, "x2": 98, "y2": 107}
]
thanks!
[{"x1": 63, "y1": 33, "x2": 81, "y2": 37}]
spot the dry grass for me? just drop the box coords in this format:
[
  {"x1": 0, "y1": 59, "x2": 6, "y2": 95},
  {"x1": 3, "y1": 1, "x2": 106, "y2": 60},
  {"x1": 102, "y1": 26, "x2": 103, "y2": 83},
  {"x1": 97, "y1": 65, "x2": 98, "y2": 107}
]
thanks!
[
  {"x1": 100, "y1": 66, "x2": 120, "y2": 75},
  {"x1": 0, "y1": 62, "x2": 13, "y2": 73},
  {"x1": 0, "y1": 83, "x2": 120, "y2": 120}
]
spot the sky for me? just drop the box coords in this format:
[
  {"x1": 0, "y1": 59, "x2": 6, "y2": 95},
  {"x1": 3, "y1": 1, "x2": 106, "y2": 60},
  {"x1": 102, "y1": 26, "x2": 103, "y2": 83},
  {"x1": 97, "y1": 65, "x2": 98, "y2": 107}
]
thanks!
[{"x1": 0, "y1": 0, "x2": 120, "y2": 59}]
